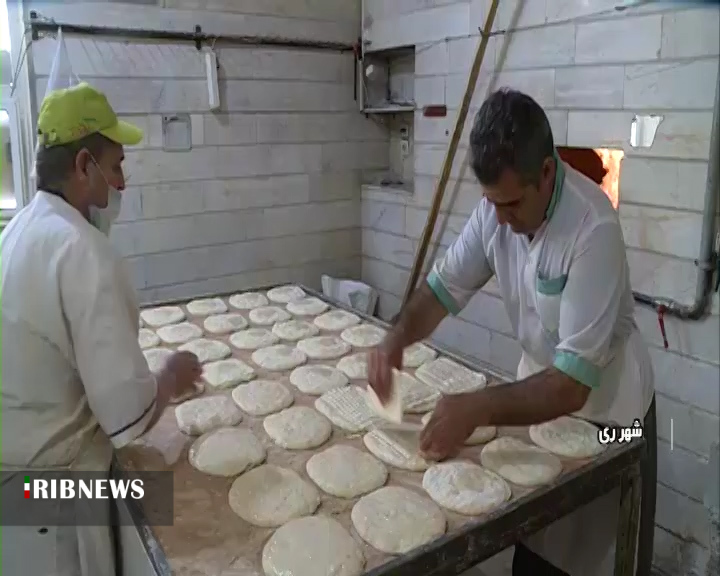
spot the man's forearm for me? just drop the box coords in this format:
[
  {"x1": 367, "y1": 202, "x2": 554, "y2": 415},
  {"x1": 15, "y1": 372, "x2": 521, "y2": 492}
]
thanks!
[{"x1": 387, "y1": 282, "x2": 448, "y2": 349}]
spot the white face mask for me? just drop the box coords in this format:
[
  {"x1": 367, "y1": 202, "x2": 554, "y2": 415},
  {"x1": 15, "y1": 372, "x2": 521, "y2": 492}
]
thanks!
[{"x1": 87, "y1": 156, "x2": 122, "y2": 236}]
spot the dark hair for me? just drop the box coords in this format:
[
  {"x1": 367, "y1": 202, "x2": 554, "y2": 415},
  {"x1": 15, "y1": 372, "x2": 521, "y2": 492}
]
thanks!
[
  {"x1": 469, "y1": 88, "x2": 554, "y2": 187},
  {"x1": 35, "y1": 132, "x2": 112, "y2": 191}
]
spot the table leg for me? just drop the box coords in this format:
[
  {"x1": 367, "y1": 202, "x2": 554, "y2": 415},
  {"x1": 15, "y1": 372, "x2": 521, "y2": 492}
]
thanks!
[{"x1": 614, "y1": 464, "x2": 642, "y2": 576}]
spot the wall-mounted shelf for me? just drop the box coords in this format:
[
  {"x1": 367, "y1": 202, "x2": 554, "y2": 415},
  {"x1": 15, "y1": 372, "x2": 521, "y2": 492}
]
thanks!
[{"x1": 362, "y1": 104, "x2": 415, "y2": 115}]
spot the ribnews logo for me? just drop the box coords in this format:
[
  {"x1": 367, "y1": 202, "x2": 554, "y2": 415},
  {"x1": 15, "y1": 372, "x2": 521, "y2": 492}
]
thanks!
[{"x1": 23, "y1": 475, "x2": 145, "y2": 500}]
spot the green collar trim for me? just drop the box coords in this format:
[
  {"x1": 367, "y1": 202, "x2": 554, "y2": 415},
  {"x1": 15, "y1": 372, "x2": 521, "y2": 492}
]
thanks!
[{"x1": 545, "y1": 150, "x2": 565, "y2": 221}]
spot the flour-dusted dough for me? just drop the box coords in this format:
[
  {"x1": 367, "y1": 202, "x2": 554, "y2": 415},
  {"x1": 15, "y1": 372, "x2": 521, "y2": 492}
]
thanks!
[
  {"x1": 393, "y1": 370, "x2": 441, "y2": 414},
  {"x1": 480, "y1": 436, "x2": 563, "y2": 487},
  {"x1": 422, "y1": 461, "x2": 511, "y2": 516},
  {"x1": 313, "y1": 309, "x2": 361, "y2": 331},
  {"x1": 170, "y1": 383, "x2": 205, "y2": 405},
  {"x1": 143, "y1": 347, "x2": 174, "y2": 373},
  {"x1": 186, "y1": 297, "x2": 227, "y2": 316},
  {"x1": 336, "y1": 352, "x2": 368, "y2": 380},
  {"x1": 203, "y1": 359, "x2": 255, "y2": 389},
  {"x1": 315, "y1": 385, "x2": 379, "y2": 433},
  {"x1": 351, "y1": 486, "x2": 446, "y2": 554},
  {"x1": 228, "y1": 464, "x2": 320, "y2": 528},
  {"x1": 178, "y1": 338, "x2": 231, "y2": 363},
  {"x1": 529, "y1": 415, "x2": 607, "y2": 459},
  {"x1": 140, "y1": 306, "x2": 185, "y2": 327},
  {"x1": 251, "y1": 344, "x2": 307, "y2": 371},
  {"x1": 262, "y1": 515, "x2": 365, "y2": 576},
  {"x1": 138, "y1": 328, "x2": 160, "y2": 349},
  {"x1": 421, "y1": 412, "x2": 496, "y2": 445},
  {"x1": 402, "y1": 342, "x2": 438, "y2": 368},
  {"x1": 415, "y1": 357, "x2": 488, "y2": 395},
  {"x1": 229, "y1": 328, "x2": 279, "y2": 350},
  {"x1": 289, "y1": 365, "x2": 349, "y2": 395},
  {"x1": 363, "y1": 429, "x2": 429, "y2": 472},
  {"x1": 340, "y1": 324, "x2": 387, "y2": 348},
  {"x1": 188, "y1": 427, "x2": 265, "y2": 477},
  {"x1": 296, "y1": 335, "x2": 351, "y2": 360},
  {"x1": 248, "y1": 306, "x2": 292, "y2": 326},
  {"x1": 175, "y1": 395, "x2": 243, "y2": 435},
  {"x1": 263, "y1": 406, "x2": 332, "y2": 450},
  {"x1": 228, "y1": 291, "x2": 268, "y2": 310},
  {"x1": 203, "y1": 313, "x2": 248, "y2": 335},
  {"x1": 231, "y1": 380, "x2": 294, "y2": 416},
  {"x1": 306, "y1": 445, "x2": 387, "y2": 498},
  {"x1": 271, "y1": 319, "x2": 319, "y2": 341},
  {"x1": 286, "y1": 296, "x2": 329, "y2": 316},
  {"x1": 156, "y1": 322, "x2": 203, "y2": 345},
  {"x1": 266, "y1": 285, "x2": 306, "y2": 304}
]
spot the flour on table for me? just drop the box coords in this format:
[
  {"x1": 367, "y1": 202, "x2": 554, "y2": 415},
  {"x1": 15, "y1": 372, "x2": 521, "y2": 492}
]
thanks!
[
  {"x1": 156, "y1": 322, "x2": 203, "y2": 345},
  {"x1": 393, "y1": 369, "x2": 441, "y2": 413},
  {"x1": 203, "y1": 313, "x2": 248, "y2": 335},
  {"x1": 228, "y1": 291, "x2": 268, "y2": 310},
  {"x1": 248, "y1": 306, "x2": 292, "y2": 326},
  {"x1": 529, "y1": 415, "x2": 607, "y2": 459},
  {"x1": 402, "y1": 342, "x2": 438, "y2": 368},
  {"x1": 262, "y1": 515, "x2": 365, "y2": 576},
  {"x1": 421, "y1": 412, "x2": 496, "y2": 445},
  {"x1": 351, "y1": 486, "x2": 446, "y2": 555},
  {"x1": 140, "y1": 306, "x2": 185, "y2": 328},
  {"x1": 415, "y1": 357, "x2": 488, "y2": 394},
  {"x1": 228, "y1": 464, "x2": 320, "y2": 528},
  {"x1": 178, "y1": 338, "x2": 231, "y2": 363},
  {"x1": 306, "y1": 445, "x2": 387, "y2": 498},
  {"x1": 175, "y1": 395, "x2": 243, "y2": 435},
  {"x1": 422, "y1": 461, "x2": 511, "y2": 516},
  {"x1": 296, "y1": 335, "x2": 351, "y2": 360},
  {"x1": 138, "y1": 328, "x2": 160, "y2": 349},
  {"x1": 480, "y1": 436, "x2": 563, "y2": 487},
  {"x1": 229, "y1": 328, "x2": 279, "y2": 350},
  {"x1": 266, "y1": 285, "x2": 306, "y2": 304},
  {"x1": 143, "y1": 347, "x2": 174, "y2": 373},
  {"x1": 271, "y1": 319, "x2": 319, "y2": 341},
  {"x1": 231, "y1": 380, "x2": 294, "y2": 416},
  {"x1": 314, "y1": 385, "x2": 378, "y2": 433},
  {"x1": 263, "y1": 406, "x2": 332, "y2": 450},
  {"x1": 251, "y1": 344, "x2": 307, "y2": 371},
  {"x1": 336, "y1": 352, "x2": 368, "y2": 380},
  {"x1": 202, "y1": 359, "x2": 255, "y2": 389},
  {"x1": 286, "y1": 296, "x2": 329, "y2": 316},
  {"x1": 186, "y1": 297, "x2": 227, "y2": 316},
  {"x1": 313, "y1": 309, "x2": 361, "y2": 331},
  {"x1": 340, "y1": 324, "x2": 387, "y2": 347},
  {"x1": 188, "y1": 427, "x2": 265, "y2": 477},
  {"x1": 289, "y1": 365, "x2": 349, "y2": 395},
  {"x1": 363, "y1": 429, "x2": 429, "y2": 472}
]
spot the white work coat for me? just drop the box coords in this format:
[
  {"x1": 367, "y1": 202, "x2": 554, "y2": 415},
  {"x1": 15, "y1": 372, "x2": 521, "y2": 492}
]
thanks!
[
  {"x1": 0, "y1": 191, "x2": 157, "y2": 576},
  {"x1": 427, "y1": 156, "x2": 654, "y2": 575}
]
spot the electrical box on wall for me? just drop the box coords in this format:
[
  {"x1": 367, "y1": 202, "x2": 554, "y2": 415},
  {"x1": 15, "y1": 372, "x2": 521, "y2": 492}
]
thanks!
[{"x1": 162, "y1": 114, "x2": 192, "y2": 152}]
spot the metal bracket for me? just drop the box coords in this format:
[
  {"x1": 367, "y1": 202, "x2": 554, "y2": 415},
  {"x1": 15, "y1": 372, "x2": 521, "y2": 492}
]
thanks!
[{"x1": 194, "y1": 25, "x2": 202, "y2": 50}]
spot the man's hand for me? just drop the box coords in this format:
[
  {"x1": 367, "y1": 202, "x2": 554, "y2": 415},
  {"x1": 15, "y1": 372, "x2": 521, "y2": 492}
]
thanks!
[
  {"x1": 367, "y1": 340, "x2": 403, "y2": 404},
  {"x1": 420, "y1": 391, "x2": 485, "y2": 461},
  {"x1": 161, "y1": 351, "x2": 202, "y2": 397}
]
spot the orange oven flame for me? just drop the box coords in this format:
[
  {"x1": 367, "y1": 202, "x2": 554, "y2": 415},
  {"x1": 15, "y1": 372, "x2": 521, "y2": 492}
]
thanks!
[{"x1": 557, "y1": 147, "x2": 624, "y2": 210}]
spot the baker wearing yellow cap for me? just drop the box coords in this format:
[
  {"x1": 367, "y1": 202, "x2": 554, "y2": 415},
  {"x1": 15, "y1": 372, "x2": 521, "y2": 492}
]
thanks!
[{"x1": 1, "y1": 83, "x2": 201, "y2": 576}]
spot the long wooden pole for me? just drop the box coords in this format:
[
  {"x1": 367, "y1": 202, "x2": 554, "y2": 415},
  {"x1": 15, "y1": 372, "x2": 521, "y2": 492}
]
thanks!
[{"x1": 401, "y1": 0, "x2": 499, "y2": 307}]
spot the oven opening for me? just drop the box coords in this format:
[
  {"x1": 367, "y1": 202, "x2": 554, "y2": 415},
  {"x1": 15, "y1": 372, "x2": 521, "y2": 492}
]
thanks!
[{"x1": 557, "y1": 147, "x2": 623, "y2": 210}]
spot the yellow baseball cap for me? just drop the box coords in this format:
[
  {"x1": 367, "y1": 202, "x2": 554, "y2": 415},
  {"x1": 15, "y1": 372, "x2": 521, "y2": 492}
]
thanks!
[{"x1": 37, "y1": 82, "x2": 143, "y2": 148}]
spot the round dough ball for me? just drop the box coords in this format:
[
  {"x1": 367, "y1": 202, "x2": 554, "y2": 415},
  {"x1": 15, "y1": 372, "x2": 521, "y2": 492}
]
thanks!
[
  {"x1": 272, "y1": 319, "x2": 319, "y2": 341},
  {"x1": 289, "y1": 365, "x2": 349, "y2": 395},
  {"x1": 351, "y1": 486, "x2": 446, "y2": 554},
  {"x1": 286, "y1": 296, "x2": 329, "y2": 316},
  {"x1": 249, "y1": 306, "x2": 292, "y2": 326},
  {"x1": 306, "y1": 445, "x2": 387, "y2": 498},
  {"x1": 421, "y1": 412, "x2": 496, "y2": 445},
  {"x1": 529, "y1": 415, "x2": 607, "y2": 459},
  {"x1": 262, "y1": 515, "x2": 365, "y2": 576},
  {"x1": 340, "y1": 324, "x2": 387, "y2": 348},
  {"x1": 229, "y1": 292, "x2": 268, "y2": 310},
  {"x1": 228, "y1": 465, "x2": 320, "y2": 527},
  {"x1": 266, "y1": 285, "x2": 306, "y2": 304},
  {"x1": 175, "y1": 395, "x2": 243, "y2": 435},
  {"x1": 156, "y1": 322, "x2": 203, "y2": 345},
  {"x1": 296, "y1": 336, "x2": 351, "y2": 360},
  {"x1": 263, "y1": 406, "x2": 332, "y2": 450},
  {"x1": 203, "y1": 359, "x2": 255, "y2": 389},
  {"x1": 188, "y1": 427, "x2": 265, "y2": 477},
  {"x1": 422, "y1": 461, "x2": 511, "y2": 515},
  {"x1": 313, "y1": 309, "x2": 361, "y2": 331},
  {"x1": 363, "y1": 429, "x2": 429, "y2": 472},
  {"x1": 232, "y1": 380, "x2": 294, "y2": 416},
  {"x1": 336, "y1": 352, "x2": 367, "y2": 380},
  {"x1": 229, "y1": 328, "x2": 279, "y2": 350},
  {"x1": 203, "y1": 313, "x2": 248, "y2": 335},
  {"x1": 402, "y1": 342, "x2": 438, "y2": 368},
  {"x1": 138, "y1": 328, "x2": 160, "y2": 349},
  {"x1": 143, "y1": 347, "x2": 173, "y2": 373},
  {"x1": 251, "y1": 344, "x2": 307, "y2": 371},
  {"x1": 186, "y1": 297, "x2": 227, "y2": 316},
  {"x1": 480, "y1": 436, "x2": 563, "y2": 487},
  {"x1": 179, "y1": 338, "x2": 231, "y2": 364},
  {"x1": 140, "y1": 306, "x2": 185, "y2": 327}
]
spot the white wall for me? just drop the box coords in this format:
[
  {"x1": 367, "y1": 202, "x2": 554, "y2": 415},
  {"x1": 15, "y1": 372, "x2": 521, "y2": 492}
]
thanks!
[{"x1": 361, "y1": 1, "x2": 720, "y2": 575}]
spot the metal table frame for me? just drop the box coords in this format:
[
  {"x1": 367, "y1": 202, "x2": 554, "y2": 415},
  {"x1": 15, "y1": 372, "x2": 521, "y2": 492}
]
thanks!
[{"x1": 117, "y1": 283, "x2": 645, "y2": 576}]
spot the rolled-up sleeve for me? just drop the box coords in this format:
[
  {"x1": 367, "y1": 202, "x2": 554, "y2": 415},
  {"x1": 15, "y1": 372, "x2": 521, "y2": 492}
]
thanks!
[
  {"x1": 60, "y1": 239, "x2": 157, "y2": 448},
  {"x1": 426, "y1": 207, "x2": 493, "y2": 315},
  {"x1": 553, "y1": 222, "x2": 626, "y2": 389}
]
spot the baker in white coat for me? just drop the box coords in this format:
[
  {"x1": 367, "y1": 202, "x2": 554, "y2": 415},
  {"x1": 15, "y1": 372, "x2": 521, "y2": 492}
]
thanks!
[
  {"x1": 368, "y1": 89, "x2": 655, "y2": 576},
  {"x1": 0, "y1": 83, "x2": 202, "y2": 576}
]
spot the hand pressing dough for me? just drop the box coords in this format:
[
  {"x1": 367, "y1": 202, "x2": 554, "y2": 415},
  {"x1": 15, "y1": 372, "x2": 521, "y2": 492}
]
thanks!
[
  {"x1": 178, "y1": 338, "x2": 231, "y2": 363},
  {"x1": 286, "y1": 296, "x2": 329, "y2": 316},
  {"x1": 306, "y1": 445, "x2": 387, "y2": 498},
  {"x1": 296, "y1": 336, "x2": 351, "y2": 360},
  {"x1": 289, "y1": 365, "x2": 349, "y2": 395},
  {"x1": 402, "y1": 342, "x2": 438, "y2": 368},
  {"x1": 248, "y1": 306, "x2": 292, "y2": 326},
  {"x1": 229, "y1": 291, "x2": 268, "y2": 310},
  {"x1": 340, "y1": 324, "x2": 387, "y2": 348},
  {"x1": 529, "y1": 415, "x2": 607, "y2": 459},
  {"x1": 313, "y1": 309, "x2": 361, "y2": 331},
  {"x1": 188, "y1": 427, "x2": 265, "y2": 477},
  {"x1": 156, "y1": 322, "x2": 203, "y2": 345},
  {"x1": 251, "y1": 344, "x2": 307, "y2": 371},
  {"x1": 262, "y1": 515, "x2": 365, "y2": 576},
  {"x1": 336, "y1": 352, "x2": 367, "y2": 380},
  {"x1": 229, "y1": 328, "x2": 279, "y2": 350},
  {"x1": 480, "y1": 436, "x2": 563, "y2": 487},
  {"x1": 351, "y1": 486, "x2": 446, "y2": 554},
  {"x1": 266, "y1": 284, "x2": 306, "y2": 304},
  {"x1": 415, "y1": 357, "x2": 488, "y2": 395},
  {"x1": 232, "y1": 380, "x2": 294, "y2": 416},
  {"x1": 421, "y1": 412, "x2": 496, "y2": 445},
  {"x1": 203, "y1": 359, "x2": 255, "y2": 389},
  {"x1": 422, "y1": 461, "x2": 511, "y2": 516},
  {"x1": 203, "y1": 313, "x2": 248, "y2": 335},
  {"x1": 272, "y1": 319, "x2": 319, "y2": 341},
  {"x1": 169, "y1": 383, "x2": 205, "y2": 405},
  {"x1": 186, "y1": 297, "x2": 227, "y2": 316},
  {"x1": 363, "y1": 429, "x2": 429, "y2": 472},
  {"x1": 315, "y1": 386, "x2": 379, "y2": 433},
  {"x1": 263, "y1": 406, "x2": 332, "y2": 450},
  {"x1": 143, "y1": 347, "x2": 173, "y2": 373},
  {"x1": 175, "y1": 395, "x2": 243, "y2": 435},
  {"x1": 140, "y1": 306, "x2": 185, "y2": 327},
  {"x1": 228, "y1": 464, "x2": 320, "y2": 528},
  {"x1": 138, "y1": 328, "x2": 160, "y2": 349}
]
